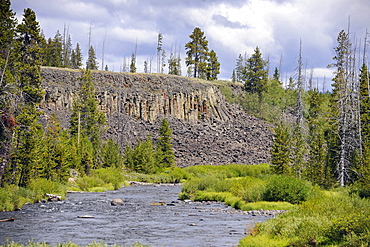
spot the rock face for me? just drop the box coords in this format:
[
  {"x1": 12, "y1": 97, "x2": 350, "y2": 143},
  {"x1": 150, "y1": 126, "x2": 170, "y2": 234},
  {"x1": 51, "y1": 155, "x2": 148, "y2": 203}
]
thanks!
[{"x1": 40, "y1": 67, "x2": 273, "y2": 167}]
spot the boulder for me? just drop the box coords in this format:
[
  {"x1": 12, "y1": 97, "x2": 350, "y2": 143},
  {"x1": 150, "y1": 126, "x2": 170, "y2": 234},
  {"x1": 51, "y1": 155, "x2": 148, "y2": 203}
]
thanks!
[{"x1": 111, "y1": 198, "x2": 124, "y2": 206}]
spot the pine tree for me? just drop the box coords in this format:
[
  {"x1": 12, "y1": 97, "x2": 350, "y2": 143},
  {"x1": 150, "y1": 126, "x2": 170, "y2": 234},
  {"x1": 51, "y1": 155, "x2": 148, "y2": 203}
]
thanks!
[
  {"x1": 272, "y1": 67, "x2": 281, "y2": 84},
  {"x1": 206, "y1": 50, "x2": 220, "y2": 81},
  {"x1": 271, "y1": 122, "x2": 292, "y2": 175},
  {"x1": 71, "y1": 43, "x2": 83, "y2": 69},
  {"x1": 305, "y1": 89, "x2": 332, "y2": 187},
  {"x1": 359, "y1": 63, "x2": 370, "y2": 183},
  {"x1": 86, "y1": 45, "x2": 98, "y2": 70},
  {"x1": 9, "y1": 8, "x2": 45, "y2": 187},
  {"x1": 185, "y1": 27, "x2": 209, "y2": 79},
  {"x1": 235, "y1": 53, "x2": 246, "y2": 82},
  {"x1": 156, "y1": 118, "x2": 175, "y2": 168},
  {"x1": 244, "y1": 47, "x2": 268, "y2": 98},
  {"x1": 130, "y1": 53, "x2": 136, "y2": 73},
  {"x1": 231, "y1": 69, "x2": 236, "y2": 82},
  {"x1": 70, "y1": 69, "x2": 106, "y2": 174},
  {"x1": 0, "y1": 0, "x2": 17, "y2": 179}
]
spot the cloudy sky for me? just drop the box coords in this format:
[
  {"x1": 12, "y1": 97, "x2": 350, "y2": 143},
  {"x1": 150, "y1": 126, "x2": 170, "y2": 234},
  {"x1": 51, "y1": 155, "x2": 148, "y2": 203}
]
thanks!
[{"x1": 11, "y1": 0, "x2": 370, "y2": 88}]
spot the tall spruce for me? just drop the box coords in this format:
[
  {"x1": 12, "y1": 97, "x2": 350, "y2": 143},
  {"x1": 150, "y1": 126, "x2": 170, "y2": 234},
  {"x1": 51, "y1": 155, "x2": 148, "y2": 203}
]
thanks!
[
  {"x1": 156, "y1": 118, "x2": 175, "y2": 168},
  {"x1": 70, "y1": 69, "x2": 106, "y2": 174},
  {"x1": 244, "y1": 47, "x2": 268, "y2": 98},
  {"x1": 71, "y1": 43, "x2": 82, "y2": 69},
  {"x1": 206, "y1": 50, "x2": 220, "y2": 81},
  {"x1": 86, "y1": 45, "x2": 98, "y2": 70},
  {"x1": 185, "y1": 27, "x2": 209, "y2": 79},
  {"x1": 271, "y1": 122, "x2": 292, "y2": 175},
  {"x1": 0, "y1": 0, "x2": 17, "y2": 180},
  {"x1": 9, "y1": 8, "x2": 45, "y2": 187},
  {"x1": 359, "y1": 63, "x2": 370, "y2": 182}
]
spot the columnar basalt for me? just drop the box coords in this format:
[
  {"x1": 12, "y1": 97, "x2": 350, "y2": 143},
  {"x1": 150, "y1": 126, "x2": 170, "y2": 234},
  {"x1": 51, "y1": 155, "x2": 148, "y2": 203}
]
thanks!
[{"x1": 41, "y1": 67, "x2": 273, "y2": 167}]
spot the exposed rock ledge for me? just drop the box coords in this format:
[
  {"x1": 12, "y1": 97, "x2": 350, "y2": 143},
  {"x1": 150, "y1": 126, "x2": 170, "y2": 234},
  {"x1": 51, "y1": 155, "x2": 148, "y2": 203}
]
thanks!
[{"x1": 40, "y1": 67, "x2": 273, "y2": 167}]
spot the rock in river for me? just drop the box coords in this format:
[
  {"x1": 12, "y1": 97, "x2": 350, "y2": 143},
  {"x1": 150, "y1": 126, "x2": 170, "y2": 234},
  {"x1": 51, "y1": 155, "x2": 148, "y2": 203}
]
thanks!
[{"x1": 111, "y1": 198, "x2": 124, "y2": 206}]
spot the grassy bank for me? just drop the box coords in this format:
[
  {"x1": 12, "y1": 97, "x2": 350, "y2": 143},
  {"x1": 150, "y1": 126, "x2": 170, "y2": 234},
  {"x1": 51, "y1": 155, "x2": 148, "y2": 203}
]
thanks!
[{"x1": 0, "y1": 167, "x2": 127, "y2": 211}]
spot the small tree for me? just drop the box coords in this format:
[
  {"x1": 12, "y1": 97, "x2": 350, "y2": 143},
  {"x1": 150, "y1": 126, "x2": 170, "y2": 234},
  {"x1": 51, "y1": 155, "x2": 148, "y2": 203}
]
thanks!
[
  {"x1": 244, "y1": 46, "x2": 268, "y2": 98},
  {"x1": 271, "y1": 122, "x2": 292, "y2": 175},
  {"x1": 185, "y1": 27, "x2": 209, "y2": 79},
  {"x1": 156, "y1": 118, "x2": 175, "y2": 168},
  {"x1": 130, "y1": 53, "x2": 136, "y2": 73},
  {"x1": 206, "y1": 49, "x2": 220, "y2": 81},
  {"x1": 86, "y1": 45, "x2": 98, "y2": 70}
]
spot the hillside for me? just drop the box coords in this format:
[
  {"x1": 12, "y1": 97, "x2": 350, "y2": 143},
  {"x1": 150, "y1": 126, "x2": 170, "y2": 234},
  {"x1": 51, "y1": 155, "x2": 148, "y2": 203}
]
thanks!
[{"x1": 40, "y1": 67, "x2": 273, "y2": 167}]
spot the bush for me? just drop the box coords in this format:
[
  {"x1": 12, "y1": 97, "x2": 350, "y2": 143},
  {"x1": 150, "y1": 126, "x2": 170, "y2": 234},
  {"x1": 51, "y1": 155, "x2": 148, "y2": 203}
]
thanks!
[
  {"x1": 229, "y1": 176, "x2": 266, "y2": 202},
  {"x1": 74, "y1": 176, "x2": 105, "y2": 191},
  {"x1": 28, "y1": 178, "x2": 66, "y2": 200},
  {"x1": 263, "y1": 175, "x2": 315, "y2": 204},
  {"x1": 92, "y1": 168, "x2": 124, "y2": 190}
]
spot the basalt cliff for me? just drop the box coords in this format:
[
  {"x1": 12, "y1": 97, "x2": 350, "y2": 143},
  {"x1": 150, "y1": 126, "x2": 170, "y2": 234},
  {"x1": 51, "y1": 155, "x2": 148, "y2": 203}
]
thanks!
[{"x1": 40, "y1": 67, "x2": 273, "y2": 167}]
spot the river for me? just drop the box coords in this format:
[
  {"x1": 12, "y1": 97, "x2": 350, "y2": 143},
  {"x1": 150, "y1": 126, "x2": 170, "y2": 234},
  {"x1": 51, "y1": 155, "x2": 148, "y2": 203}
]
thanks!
[{"x1": 0, "y1": 185, "x2": 270, "y2": 247}]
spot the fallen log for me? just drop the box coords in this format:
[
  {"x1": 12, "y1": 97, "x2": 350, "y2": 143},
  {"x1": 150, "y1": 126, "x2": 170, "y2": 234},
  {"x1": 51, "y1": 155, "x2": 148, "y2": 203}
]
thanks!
[{"x1": 0, "y1": 218, "x2": 14, "y2": 222}]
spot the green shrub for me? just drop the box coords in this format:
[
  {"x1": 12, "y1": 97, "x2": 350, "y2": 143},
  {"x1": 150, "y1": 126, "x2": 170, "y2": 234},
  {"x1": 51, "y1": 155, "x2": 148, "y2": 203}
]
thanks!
[
  {"x1": 74, "y1": 176, "x2": 105, "y2": 191},
  {"x1": 28, "y1": 178, "x2": 66, "y2": 200},
  {"x1": 263, "y1": 175, "x2": 314, "y2": 204},
  {"x1": 92, "y1": 168, "x2": 124, "y2": 190},
  {"x1": 229, "y1": 176, "x2": 266, "y2": 202}
]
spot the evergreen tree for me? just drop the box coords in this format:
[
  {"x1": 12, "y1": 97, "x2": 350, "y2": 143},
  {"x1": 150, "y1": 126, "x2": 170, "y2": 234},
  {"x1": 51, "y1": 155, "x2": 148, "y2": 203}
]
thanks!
[
  {"x1": 101, "y1": 139, "x2": 123, "y2": 168},
  {"x1": 37, "y1": 114, "x2": 69, "y2": 182},
  {"x1": 185, "y1": 27, "x2": 209, "y2": 79},
  {"x1": 156, "y1": 118, "x2": 175, "y2": 168},
  {"x1": 124, "y1": 136, "x2": 157, "y2": 174},
  {"x1": 244, "y1": 47, "x2": 268, "y2": 98},
  {"x1": 9, "y1": 8, "x2": 45, "y2": 187},
  {"x1": 272, "y1": 67, "x2": 281, "y2": 84},
  {"x1": 235, "y1": 53, "x2": 246, "y2": 82},
  {"x1": 71, "y1": 43, "x2": 83, "y2": 69},
  {"x1": 50, "y1": 31, "x2": 63, "y2": 67},
  {"x1": 206, "y1": 49, "x2": 220, "y2": 81},
  {"x1": 70, "y1": 69, "x2": 106, "y2": 173},
  {"x1": 359, "y1": 63, "x2": 370, "y2": 183},
  {"x1": 168, "y1": 52, "x2": 181, "y2": 76},
  {"x1": 231, "y1": 69, "x2": 236, "y2": 82},
  {"x1": 130, "y1": 53, "x2": 136, "y2": 73},
  {"x1": 271, "y1": 122, "x2": 292, "y2": 175},
  {"x1": 0, "y1": 0, "x2": 17, "y2": 178},
  {"x1": 86, "y1": 45, "x2": 98, "y2": 70},
  {"x1": 305, "y1": 89, "x2": 332, "y2": 187}
]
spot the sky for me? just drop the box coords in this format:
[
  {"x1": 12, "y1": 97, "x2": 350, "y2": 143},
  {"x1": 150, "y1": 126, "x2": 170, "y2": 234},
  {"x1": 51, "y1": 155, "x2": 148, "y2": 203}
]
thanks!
[{"x1": 10, "y1": 0, "x2": 370, "y2": 89}]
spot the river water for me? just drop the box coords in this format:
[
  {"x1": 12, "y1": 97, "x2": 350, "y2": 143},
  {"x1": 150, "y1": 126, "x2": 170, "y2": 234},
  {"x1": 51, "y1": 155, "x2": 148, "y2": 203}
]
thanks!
[{"x1": 0, "y1": 185, "x2": 270, "y2": 247}]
